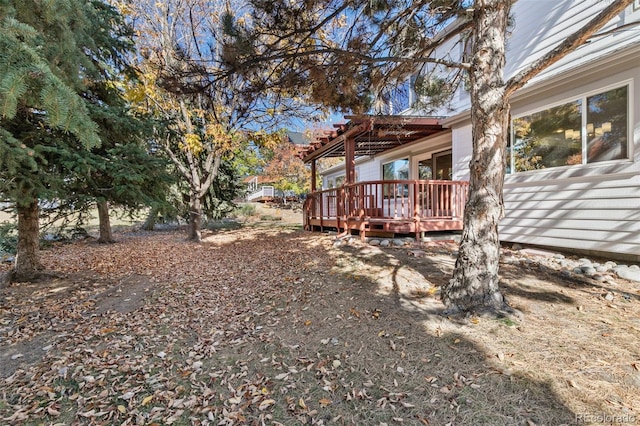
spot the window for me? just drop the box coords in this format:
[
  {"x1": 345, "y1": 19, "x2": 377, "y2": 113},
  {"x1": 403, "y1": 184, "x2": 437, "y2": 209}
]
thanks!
[
  {"x1": 418, "y1": 151, "x2": 453, "y2": 180},
  {"x1": 383, "y1": 159, "x2": 409, "y2": 180},
  {"x1": 512, "y1": 100, "x2": 583, "y2": 171},
  {"x1": 418, "y1": 160, "x2": 432, "y2": 179},
  {"x1": 383, "y1": 159, "x2": 409, "y2": 197},
  {"x1": 586, "y1": 87, "x2": 628, "y2": 163},
  {"x1": 511, "y1": 85, "x2": 628, "y2": 173},
  {"x1": 433, "y1": 152, "x2": 452, "y2": 180}
]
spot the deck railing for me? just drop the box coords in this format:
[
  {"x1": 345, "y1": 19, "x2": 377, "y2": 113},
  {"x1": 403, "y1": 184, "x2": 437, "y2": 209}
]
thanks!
[
  {"x1": 303, "y1": 180, "x2": 468, "y2": 229},
  {"x1": 247, "y1": 185, "x2": 275, "y2": 202}
]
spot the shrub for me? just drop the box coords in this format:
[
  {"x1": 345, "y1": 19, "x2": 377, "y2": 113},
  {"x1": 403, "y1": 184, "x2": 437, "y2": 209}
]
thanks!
[
  {"x1": 230, "y1": 203, "x2": 257, "y2": 218},
  {"x1": 0, "y1": 222, "x2": 18, "y2": 254}
]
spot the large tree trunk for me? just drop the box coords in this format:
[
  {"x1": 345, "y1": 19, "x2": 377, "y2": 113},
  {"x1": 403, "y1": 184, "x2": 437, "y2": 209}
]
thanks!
[
  {"x1": 442, "y1": 0, "x2": 512, "y2": 315},
  {"x1": 96, "y1": 200, "x2": 114, "y2": 243},
  {"x1": 14, "y1": 199, "x2": 42, "y2": 281},
  {"x1": 188, "y1": 191, "x2": 202, "y2": 242}
]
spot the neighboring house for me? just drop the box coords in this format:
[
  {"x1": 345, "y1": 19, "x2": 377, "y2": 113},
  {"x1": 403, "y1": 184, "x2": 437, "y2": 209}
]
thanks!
[
  {"x1": 302, "y1": 1, "x2": 640, "y2": 261},
  {"x1": 244, "y1": 175, "x2": 275, "y2": 202},
  {"x1": 244, "y1": 131, "x2": 310, "y2": 202}
]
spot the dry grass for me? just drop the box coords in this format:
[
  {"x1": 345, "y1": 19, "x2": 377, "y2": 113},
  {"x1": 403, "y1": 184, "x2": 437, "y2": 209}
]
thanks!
[{"x1": 0, "y1": 225, "x2": 639, "y2": 425}]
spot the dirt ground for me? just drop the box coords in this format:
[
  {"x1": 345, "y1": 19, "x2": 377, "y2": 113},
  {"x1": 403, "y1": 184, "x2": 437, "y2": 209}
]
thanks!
[{"x1": 1, "y1": 212, "x2": 639, "y2": 425}]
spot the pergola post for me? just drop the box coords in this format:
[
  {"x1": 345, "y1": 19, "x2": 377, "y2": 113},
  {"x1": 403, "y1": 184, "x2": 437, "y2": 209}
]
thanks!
[
  {"x1": 345, "y1": 136, "x2": 355, "y2": 185},
  {"x1": 345, "y1": 136, "x2": 356, "y2": 220},
  {"x1": 310, "y1": 160, "x2": 317, "y2": 192}
]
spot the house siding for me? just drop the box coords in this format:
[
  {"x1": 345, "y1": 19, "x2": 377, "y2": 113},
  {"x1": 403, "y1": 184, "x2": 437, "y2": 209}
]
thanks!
[
  {"x1": 443, "y1": 1, "x2": 640, "y2": 259},
  {"x1": 498, "y1": 55, "x2": 640, "y2": 259},
  {"x1": 501, "y1": 174, "x2": 640, "y2": 256},
  {"x1": 452, "y1": 126, "x2": 472, "y2": 181}
]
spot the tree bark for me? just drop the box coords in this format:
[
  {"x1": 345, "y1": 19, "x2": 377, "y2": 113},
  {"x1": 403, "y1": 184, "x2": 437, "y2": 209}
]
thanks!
[
  {"x1": 188, "y1": 191, "x2": 202, "y2": 241},
  {"x1": 96, "y1": 200, "x2": 114, "y2": 243},
  {"x1": 14, "y1": 199, "x2": 42, "y2": 281},
  {"x1": 442, "y1": 0, "x2": 513, "y2": 315}
]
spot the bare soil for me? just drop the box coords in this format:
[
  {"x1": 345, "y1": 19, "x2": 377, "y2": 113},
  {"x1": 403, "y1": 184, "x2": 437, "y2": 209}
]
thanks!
[{"x1": 0, "y1": 218, "x2": 639, "y2": 425}]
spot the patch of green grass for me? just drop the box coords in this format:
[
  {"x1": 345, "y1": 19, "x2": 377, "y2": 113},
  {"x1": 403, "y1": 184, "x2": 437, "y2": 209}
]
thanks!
[
  {"x1": 499, "y1": 317, "x2": 518, "y2": 327},
  {"x1": 233, "y1": 203, "x2": 257, "y2": 217},
  {"x1": 260, "y1": 214, "x2": 282, "y2": 221},
  {"x1": 206, "y1": 219, "x2": 243, "y2": 231}
]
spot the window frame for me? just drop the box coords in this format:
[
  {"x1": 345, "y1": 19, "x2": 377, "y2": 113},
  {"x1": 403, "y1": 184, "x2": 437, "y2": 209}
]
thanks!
[
  {"x1": 381, "y1": 158, "x2": 410, "y2": 199},
  {"x1": 509, "y1": 81, "x2": 631, "y2": 174}
]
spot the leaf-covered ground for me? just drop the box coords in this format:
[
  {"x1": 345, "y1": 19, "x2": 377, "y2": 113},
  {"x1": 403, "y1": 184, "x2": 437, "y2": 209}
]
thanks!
[{"x1": 1, "y1": 221, "x2": 639, "y2": 425}]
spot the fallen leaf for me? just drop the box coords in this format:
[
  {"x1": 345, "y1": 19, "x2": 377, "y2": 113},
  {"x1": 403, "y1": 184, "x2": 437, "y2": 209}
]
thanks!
[
  {"x1": 319, "y1": 398, "x2": 331, "y2": 407},
  {"x1": 228, "y1": 396, "x2": 242, "y2": 405},
  {"x1": 121, "y1": 391, "x2": 135, "y2": 400},
  {"x1": 258, "y1": 399, "x2": 275, "y2": 410}
]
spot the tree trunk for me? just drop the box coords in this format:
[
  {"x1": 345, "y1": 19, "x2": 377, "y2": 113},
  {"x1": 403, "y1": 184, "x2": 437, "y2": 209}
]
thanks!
[
  {"x1": 188, "y1": 191, "x2": 202, "y2": 242},
  {"x1": 97, "y1": 200, "x2": 114, "y2": 243},
  {"x1": 442, "y1": 0, "x2": 512, "y2": 315},
  {"x1": 14, "y1": 199, "x2": 42, "y2": 281}
]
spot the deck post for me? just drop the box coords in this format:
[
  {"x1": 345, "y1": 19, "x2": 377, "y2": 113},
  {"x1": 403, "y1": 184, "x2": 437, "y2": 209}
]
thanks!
[
  {"x1": 345, "y1": 135, "x2": 356, "y2": 220},
  {"x1": 337, "y1": 186, "x2": 344, "y2": 233},
  {"x1": 310, "y1": 160, "x2": 317, "y2": 192},
  {"x1": 413, "y1": 182, "x2": 421, "y2": 242},
  {"x1": 319, "y1": 193, "x2": 324, "y2": 232}
]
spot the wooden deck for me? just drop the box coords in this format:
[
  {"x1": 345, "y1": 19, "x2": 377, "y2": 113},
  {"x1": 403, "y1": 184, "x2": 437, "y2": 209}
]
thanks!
[{"x1": 303, "y1": 180, "x2": 468, "y2": 241}]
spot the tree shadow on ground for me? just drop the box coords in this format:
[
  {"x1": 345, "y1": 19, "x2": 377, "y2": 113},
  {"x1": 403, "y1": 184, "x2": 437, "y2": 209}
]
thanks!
[
  {"x1": 247, "y1": 235, "x2": 579, "y2": 424},
  {"x1": 0, "y1": 229, "x2": 594, "y2": 424}
]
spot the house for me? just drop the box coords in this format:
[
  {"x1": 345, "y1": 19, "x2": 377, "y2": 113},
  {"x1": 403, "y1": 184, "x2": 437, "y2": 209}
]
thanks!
[
  {"x1": 301, "y1": 0, "x2": 640, "y2": 261},
  {"x1": 243, "y1": 175, "x2": 275, "y2": 202},
  {"x1": 245, "y1": 131, "x2": 311, "y2": 203}
]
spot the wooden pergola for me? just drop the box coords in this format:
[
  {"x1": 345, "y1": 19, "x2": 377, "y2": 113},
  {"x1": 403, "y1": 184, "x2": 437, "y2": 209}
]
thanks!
[
  {"x1": 301, "y1": 115, "x2": 446, "y2": 188},
  {"x1": 299, "y1": 115, "x2": 469, "y2": 241}
]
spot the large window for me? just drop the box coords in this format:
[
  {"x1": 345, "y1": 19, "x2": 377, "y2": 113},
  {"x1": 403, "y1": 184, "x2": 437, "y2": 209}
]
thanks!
[
  {"x1": 511, "y1": 85, "x2": 628, "y2": 172},
  {"x1": 382, "y1": 159, "x2": 409, "y2": 180},
  {"x1": 418, "y1": 151, "x2": 453, "y2": 180},
  {"x1": 383, "y1": 159, "x2": 409, "y2": 198}
]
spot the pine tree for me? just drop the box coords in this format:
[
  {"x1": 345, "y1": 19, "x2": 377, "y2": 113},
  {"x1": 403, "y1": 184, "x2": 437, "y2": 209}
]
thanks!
[{"x1": 0, "y1": 0, "x2": 144, "y2": 280}]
